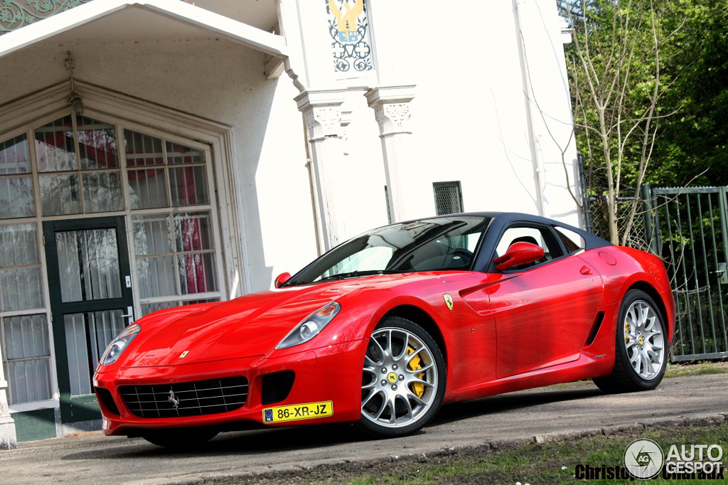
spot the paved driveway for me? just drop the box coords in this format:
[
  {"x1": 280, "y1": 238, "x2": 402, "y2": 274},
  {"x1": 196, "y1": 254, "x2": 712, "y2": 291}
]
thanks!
[{"x1": 2, "y1": 374, "x2": 727, "y2": 484}]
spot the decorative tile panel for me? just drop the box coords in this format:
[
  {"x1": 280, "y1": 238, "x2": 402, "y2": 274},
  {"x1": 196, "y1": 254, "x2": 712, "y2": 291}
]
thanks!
[
  {"x1": 326, "y1": 0, "x2": 373, "y2": 74},
  {"x1": 1, "y1": 0, "x2": 91, "y2": 34}
]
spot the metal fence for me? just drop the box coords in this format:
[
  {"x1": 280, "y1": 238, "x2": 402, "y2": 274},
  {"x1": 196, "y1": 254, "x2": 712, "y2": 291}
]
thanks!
[
  {"x1": 648, "y1": 187, "x2": 728, "y2": 362},
  {"x1": 587, "y1": 186, "x2": 728, "y2": 362},
  {"x1": 586, "y1": 193, "x2": 653, "y2": 253}
]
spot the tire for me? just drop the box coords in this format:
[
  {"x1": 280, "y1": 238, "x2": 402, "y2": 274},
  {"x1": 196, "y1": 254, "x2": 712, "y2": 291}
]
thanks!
[
  {"x1": 142, "y1": 427, "x2": 218, "y2": 448},
  {"x1": 594, "y1": 289, "x2": 667, "y2": 393},
  {"x1": 359, "y1": 316, "x2": 446, "y2": 437}
]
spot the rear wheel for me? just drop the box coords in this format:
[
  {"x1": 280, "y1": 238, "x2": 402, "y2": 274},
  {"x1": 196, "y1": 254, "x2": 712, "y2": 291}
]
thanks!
[
  {"x1": 594, "y1": 289, "x2": 666, "y2": 393},
  {"x1": 359, "y1": 317, "x2": 446, "y2": 437},
  {"x1": 142, "y1": 427, "x2": 218, "y2": 448}
]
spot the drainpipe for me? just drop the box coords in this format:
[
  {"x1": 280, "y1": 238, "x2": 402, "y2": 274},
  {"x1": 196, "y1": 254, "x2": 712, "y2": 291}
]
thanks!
[{"x1": 514, "y1": 0, "x2": 546, "y2": 217}]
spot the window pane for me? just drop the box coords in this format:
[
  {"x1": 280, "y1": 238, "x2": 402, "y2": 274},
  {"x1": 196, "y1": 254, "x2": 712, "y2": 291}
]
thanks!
[
  {"x1": 40, "y1": 173, "x2": 81, "y2": 216},
  {"x1": 88, "y1": 310, "x2": 125, "y2": 371},
  {"x1": 128, "y1": 168, "x2": 168, "y2": 209},
  {"x1": 64, "y1": 313, "x2": 92, "y2": 396},
  {"x1": 6, "y1": 359, "x2": 52, "y2": 404},
  {"x1": 124, "y1": 130, "x2": 163, "y2": 167},
  {"x1": 166, "y1": 142, "x2": 204, "y2": 164},
  {"x1": 178, "y1": 253, "x2": 217, "y2": 295},
  {"x1": 170, "y1": 166, "x2": 209, "y2": 206},
  {"x1": 0, "y1": 267, "x2": 43, "y2": 311},
  {"x1": 55, "y1": 229, "x2": 122, "y2": 303},
  {"x1": 555, "y1": 227, "x2": 585, "y2": 254},
  {"x1": 0, "y1": 176, "x2": 35, "y2": 219},
  {"x1": 3, "y1": 315, "x2": 49, "y2": 360},
  {"x1": 174, "y1": 212, "x2": 213, "y2": 252},
  {"x1": 136, "y1": 256, "x2": 176, "y2": 298},
  {"x1": 35, "y1": 115, "x2": 77, "y2": 172},
  {"x1": 63, "y1": 310, "x2": 125, "y2": 397},
  {"x1": 77, "y1": 116, "x2": 119, "y2": 170},
  {"x1": 141, "y1": 298, "x2": 219, "y2": 317},
  {"x1": 141, "y1": 300, "x2": 178, "y2": 316},
  {"x1": 0, "y1": 225, "x2": 42, "y2": 311},
  {"x1": 83, "y1": 171, "x2": 123, "y2": 212},
  {"x1": 0, "y1": 224, "x2": 38, "y2": 266},
  {"x1": 0, "y1": 134, "x2": 30, "y2": 175},
  {"x1": 133, "y1": 214, "x2": 172, "y2": 255},
  {"x1": 3, "y1": 314, "x2": 52, "y2": 405}
]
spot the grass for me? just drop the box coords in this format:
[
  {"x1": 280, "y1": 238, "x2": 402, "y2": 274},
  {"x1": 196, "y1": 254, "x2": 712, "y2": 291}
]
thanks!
[
  {"x1": 665, "y1": 360, "x2": 728, "y2": 377},
  {"x1": 329, "y1": 423, "x2": 728, "y2": 485}
]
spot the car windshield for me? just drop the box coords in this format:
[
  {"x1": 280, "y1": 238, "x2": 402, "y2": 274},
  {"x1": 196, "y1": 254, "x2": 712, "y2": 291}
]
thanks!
[{"x1": 285, "y1": 216, "x2": 491, "y2": 286}]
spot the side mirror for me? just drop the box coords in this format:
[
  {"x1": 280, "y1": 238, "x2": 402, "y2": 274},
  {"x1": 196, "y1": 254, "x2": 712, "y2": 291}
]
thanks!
[
  {"x1": 493, "y1": 242, "x2": 545, "y2": 271},
  {"x1": 274, "y1": 272, "x2": 291, "y2": 288}
]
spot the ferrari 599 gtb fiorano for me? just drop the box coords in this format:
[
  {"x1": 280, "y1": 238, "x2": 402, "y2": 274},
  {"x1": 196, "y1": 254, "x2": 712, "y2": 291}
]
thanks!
[{"x1": 94, "y1": 212, "x2": 675, "y2": 446}]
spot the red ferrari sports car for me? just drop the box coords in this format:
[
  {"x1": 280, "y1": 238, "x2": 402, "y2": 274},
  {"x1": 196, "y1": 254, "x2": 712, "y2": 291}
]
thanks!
[{"x1": 94, "y1": 213, "x2": 674, "y2": 446}]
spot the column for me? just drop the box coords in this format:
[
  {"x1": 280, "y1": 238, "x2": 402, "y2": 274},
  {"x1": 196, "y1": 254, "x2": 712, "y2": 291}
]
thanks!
[
  {"x1": 0, "y1": 346, "x2": 17, "y2": 449},
  {"x1": 366, "y1": 85, "x2": 430, "y2": 223},
  {"x1": 296, "y1": 90, "x2": 347, "y2": 251}
]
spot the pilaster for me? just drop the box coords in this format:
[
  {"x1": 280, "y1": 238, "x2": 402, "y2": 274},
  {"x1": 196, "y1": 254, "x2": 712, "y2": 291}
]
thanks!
[
  {"x1": 0, "y1": 348, "x2": 17, "y2": 449},
  {"x1": 366, "y1": 85, "x2": 431, "y2": 222},
  {"x1": 296, "y1": 90, "x2": 347, "y2": 251}
]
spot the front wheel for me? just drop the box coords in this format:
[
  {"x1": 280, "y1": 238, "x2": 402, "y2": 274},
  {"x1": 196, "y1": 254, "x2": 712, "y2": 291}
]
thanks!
[
  {"x1": 359, "y1": 317, "x2": 446, "y2": 437},
  {"x1": 594, "y1": 289, "x2": 667, "y2": 393}
]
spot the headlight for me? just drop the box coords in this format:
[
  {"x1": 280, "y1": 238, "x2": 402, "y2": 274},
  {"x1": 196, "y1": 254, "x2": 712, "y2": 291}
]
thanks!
[
  {"x1": 99, "y1": 324, "x2": 141, "y2": 366},
  {"x1": 276, "y1": 302, "x2": 341, "y2": 350}
]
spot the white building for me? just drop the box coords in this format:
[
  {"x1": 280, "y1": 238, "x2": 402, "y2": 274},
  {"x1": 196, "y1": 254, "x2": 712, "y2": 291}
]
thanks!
[{"x1": 0, "y1": 0, "x2": 579, "y2": 445}]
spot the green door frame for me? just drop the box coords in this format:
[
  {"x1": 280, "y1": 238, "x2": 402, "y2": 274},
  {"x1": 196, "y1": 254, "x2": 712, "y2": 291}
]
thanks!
[{"x1": 43, "y1": 216, "x2": 134, "y2": 424}]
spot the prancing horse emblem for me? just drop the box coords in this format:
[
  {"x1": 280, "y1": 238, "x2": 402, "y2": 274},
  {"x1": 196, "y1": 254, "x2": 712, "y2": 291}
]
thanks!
[
  {"x1": 444, "y1": 293, "x2": 454, "y2": 311},
  {"x1": 168, "y1": 389, "x2": 180, "y2": 410}
]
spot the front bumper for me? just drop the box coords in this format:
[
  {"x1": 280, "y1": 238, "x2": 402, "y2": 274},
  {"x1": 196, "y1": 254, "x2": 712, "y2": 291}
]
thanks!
[{"x1": 94, "y1": 341, "x2": 366, "y2": 436}]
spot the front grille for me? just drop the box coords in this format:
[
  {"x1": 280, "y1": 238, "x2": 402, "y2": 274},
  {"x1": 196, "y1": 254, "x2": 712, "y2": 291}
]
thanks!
[{"x1": 119, "y1": 376, "x2": 248, "y2": 418}]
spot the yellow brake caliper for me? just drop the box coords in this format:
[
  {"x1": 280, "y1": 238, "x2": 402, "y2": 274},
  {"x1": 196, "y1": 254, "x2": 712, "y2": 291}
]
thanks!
[{"x1": 406, "y1": 346, "x2": 425, "y2": 398}]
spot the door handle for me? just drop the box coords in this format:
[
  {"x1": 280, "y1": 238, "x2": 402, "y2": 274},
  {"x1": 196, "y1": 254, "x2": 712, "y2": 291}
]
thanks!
[
  {"x1": 580, "y1": 266, "x2": 592, "y2": 275},
  {"x1": 121, "y1": 306, "x2": 134, "y2": 323}
]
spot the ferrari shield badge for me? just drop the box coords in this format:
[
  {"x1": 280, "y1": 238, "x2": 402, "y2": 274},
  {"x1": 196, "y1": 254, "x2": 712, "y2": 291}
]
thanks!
[
  {"x1": 443, "y1": 294, "x2": 454, "y2": 311},
  {"x1": 179, "y1": 350, "x2": 189, "y2": 359}
]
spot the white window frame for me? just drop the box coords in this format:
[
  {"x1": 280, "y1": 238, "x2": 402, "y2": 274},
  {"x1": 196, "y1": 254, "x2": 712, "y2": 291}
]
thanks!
[{"x1": 0, "y1": 81, "x2": 248, "y2": 414}]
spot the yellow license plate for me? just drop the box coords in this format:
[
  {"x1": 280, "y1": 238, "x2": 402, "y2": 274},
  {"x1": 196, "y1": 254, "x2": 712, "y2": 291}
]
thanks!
[{"x1": 262, "y1": 401, "x2": 333, "y2": 423}]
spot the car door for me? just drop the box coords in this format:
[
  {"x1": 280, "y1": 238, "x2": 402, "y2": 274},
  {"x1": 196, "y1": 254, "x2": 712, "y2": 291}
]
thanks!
[{"x1": 487, "y1": 223, "x2": 603, "y2": 379}]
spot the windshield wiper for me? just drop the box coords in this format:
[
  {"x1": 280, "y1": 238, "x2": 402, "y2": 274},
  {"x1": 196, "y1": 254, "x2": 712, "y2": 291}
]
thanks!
[{"x1": 317, "y1": 270, "x2": 399, "y2": 282}]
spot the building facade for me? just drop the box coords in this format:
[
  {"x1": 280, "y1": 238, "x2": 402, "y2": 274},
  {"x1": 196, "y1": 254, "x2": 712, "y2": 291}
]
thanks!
[{"x1": 0, "y1": 0, "x2": 579, "y2": 445}]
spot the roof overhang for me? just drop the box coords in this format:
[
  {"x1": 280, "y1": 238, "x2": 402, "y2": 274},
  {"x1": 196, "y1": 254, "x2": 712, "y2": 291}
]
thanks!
[{"x1": 0, "y1": 0, "x2": 288, "y2": 60}]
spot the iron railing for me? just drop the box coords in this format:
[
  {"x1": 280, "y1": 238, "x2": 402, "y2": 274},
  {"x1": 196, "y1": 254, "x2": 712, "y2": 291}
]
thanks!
[
  {"x1": 647, "y1": 187, "x2": 728, "y2": 362},
  {"x1": 588, "y1": 186, "x2": 728, "y2": 362}
]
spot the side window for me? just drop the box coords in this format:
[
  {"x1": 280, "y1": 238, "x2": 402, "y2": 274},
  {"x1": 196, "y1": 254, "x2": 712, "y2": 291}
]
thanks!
[
  {"x1": 555, "y1": 227, "x2": 585, "y2": 254},
  {"x1": 495, "y1": 225, "x2": 564, "y2": 269}
]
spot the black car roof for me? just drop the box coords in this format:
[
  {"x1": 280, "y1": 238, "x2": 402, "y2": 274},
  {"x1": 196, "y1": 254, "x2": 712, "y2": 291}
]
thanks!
[{"x1": 401, "y1": 211, "x2": 612, "y2": 250}]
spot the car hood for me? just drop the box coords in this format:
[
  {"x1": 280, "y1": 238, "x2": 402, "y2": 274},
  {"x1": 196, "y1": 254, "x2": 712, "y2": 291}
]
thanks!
[{"x1": 120, "y1": 274, "x2": 425, "y2": 368}]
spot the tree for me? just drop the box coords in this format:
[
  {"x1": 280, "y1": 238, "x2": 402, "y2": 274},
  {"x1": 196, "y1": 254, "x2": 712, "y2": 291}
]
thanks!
[
  {"x1": 562, "y1": 0, "x2": 728, "y2": 248},
  {"x1": 560, "y1": 0, "x2": 667, "y2": 246},
  {"x1": 651, "y1": 0, "x2": 728, "y2": 188}
]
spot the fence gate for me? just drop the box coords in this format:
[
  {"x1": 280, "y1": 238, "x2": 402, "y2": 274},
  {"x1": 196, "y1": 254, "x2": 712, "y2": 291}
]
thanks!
[{"x1": 648, "y1": 186, "x2": 728, "y2": 362}]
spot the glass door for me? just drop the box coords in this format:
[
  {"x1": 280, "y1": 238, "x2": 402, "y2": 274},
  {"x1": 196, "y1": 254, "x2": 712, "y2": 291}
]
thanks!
[{"x1": 43, "y1": 216, "x2": 134, "y2": 423}]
